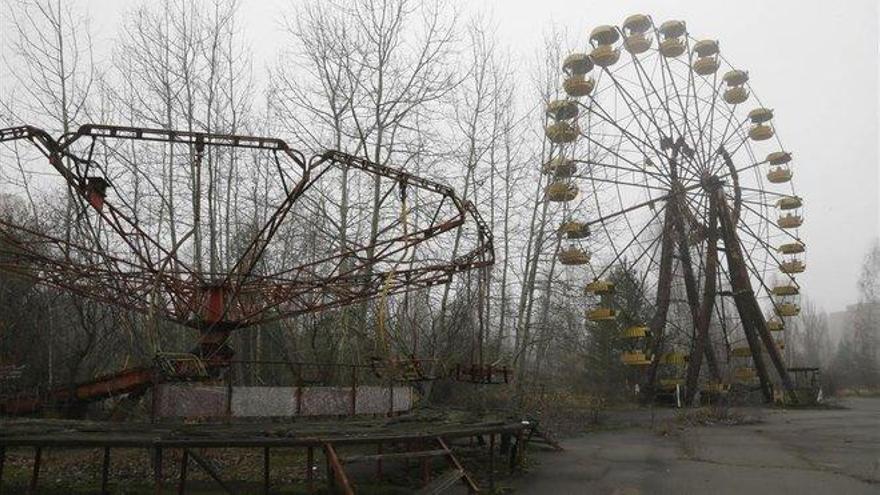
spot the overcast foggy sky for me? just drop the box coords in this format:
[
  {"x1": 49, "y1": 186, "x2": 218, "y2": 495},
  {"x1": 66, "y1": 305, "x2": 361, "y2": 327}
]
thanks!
[{"x1": 6, "y1": 0, "x2": 879, "y2": 313}]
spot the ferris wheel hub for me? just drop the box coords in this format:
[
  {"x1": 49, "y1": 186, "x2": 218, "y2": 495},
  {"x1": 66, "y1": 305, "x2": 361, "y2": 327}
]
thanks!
[{"x1": 700, "y1": 174, "x2": 724, "y2": 192}]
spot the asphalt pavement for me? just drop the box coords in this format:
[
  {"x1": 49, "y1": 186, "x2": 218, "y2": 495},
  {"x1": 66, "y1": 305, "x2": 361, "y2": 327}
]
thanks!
[{"x1": 509, "y1": 398, "x2": 880, "y2": 495}]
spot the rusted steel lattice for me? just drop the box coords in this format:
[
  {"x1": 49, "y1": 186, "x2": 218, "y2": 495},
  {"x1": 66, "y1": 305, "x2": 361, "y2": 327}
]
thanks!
[{"x1": 0, "y1": 124, "x2": 494, "y2": 412}]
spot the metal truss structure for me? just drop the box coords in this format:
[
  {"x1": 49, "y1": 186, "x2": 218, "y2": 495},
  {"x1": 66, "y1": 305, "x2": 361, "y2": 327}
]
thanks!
[
  {"x1": 0, "y1": 124, "x2": 494, "y2": 413},
  {"x1": 544, "y1": 14, "x2": 806, "y2": 403}
]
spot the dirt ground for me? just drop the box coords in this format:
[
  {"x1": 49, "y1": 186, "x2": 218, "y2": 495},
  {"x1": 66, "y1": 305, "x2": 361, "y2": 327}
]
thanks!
[{"x1": 507, "y1": 397, "x2": 880, "y2": 495}]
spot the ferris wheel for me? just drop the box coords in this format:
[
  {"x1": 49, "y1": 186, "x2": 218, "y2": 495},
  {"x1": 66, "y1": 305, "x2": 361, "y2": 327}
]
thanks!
[{"x1": 544, "y1": 14, "x2": 805, "y2": 403}]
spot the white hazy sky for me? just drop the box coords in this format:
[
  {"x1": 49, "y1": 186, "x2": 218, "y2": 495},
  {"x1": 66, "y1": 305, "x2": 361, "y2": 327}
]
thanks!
[{"x1": 7, "y1": 0, "x2": 880, "y2": 313}]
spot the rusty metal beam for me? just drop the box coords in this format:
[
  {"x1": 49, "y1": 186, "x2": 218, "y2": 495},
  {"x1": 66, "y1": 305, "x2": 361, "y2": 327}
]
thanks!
[
  {"x1": 668, "y1": 183, "x2": 723, "y2": 404},
  {"x1": 643, "y1": 205, "x2": 676, "y2": 397},
  {"x1": 1, "y1": 124, "x2": 493, "y2": 332},
  {"x1": 685, "y1": 192, "x2": 719, "y2": 404},
  {"x1": 0, "y1": 123, "x2": 495, "y2": 415},
  {"x1": 715, "y1": 188, "x2": 795, "y2": 401}
]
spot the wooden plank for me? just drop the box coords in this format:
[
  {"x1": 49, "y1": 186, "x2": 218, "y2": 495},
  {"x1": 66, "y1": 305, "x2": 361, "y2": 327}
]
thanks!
[
  {"x1": 153, "y1": 447, "x2": 163, "y2": 495},
  {"x1": 28, "y1": 446, "x2": 41, "y2": 495},
  {"x1": 306, "y1": 446, "x2": 314, "y2": 493},
  {"x1": 0, "y1": 417, "x2": 533, "y2": 452},
  {"x1": 435, "y1": 438, "x2": 479, "y2": 494},
  {"x1": 323, "y1": 443, "x2": 354, "y2": 495},
  {"x1": 343, "y1": 449, "x2": 449, "y2": 464},
  {"x1": 488, "y1": 434, "x2": 495, "y2": 490},
  {"x1": 516, "y1": 430, "x2": 526, "y2": 469},
  {"x1": 185, "y1": 449, "x2": 236, "y2": 494},
  {"x1": 376, "y1": 442, "x2": 383, "y2": 480},
  {"x1": 531, "y1": 428, "x2": 563, "y2": 452},
  {"x1": 101, "y1": 447, "x2": 111, "y2": 495},
  {"x1": 176, "y1": 449, "x2": 188, "y2": 495},
  {"x1": 262, "y1": 447, "x2": 270, "y2": 495},
  {"x1": 415, "y1": 469, "x2": 463, "y2": 495},
  {"x1": 1, "y1": 445, "x2": 6, "y2": 493}
]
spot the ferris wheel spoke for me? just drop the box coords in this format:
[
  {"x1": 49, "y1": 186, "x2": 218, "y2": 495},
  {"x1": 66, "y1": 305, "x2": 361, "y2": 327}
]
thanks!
[
  {"x1": 586, "y1": 182, "x2": 703, "y2": 232},
  {"x1": 598, "y1": 67, "x2": 672, "y2": 159},
  {"x1": 695, "y1": 72, "x2": 724, "y2": 171},
  {"x1": 638, "y1": 234, "x2": 665, "y2": 297},
  {"x1": 574, "y1": 159, "x2": 671, "y2": 183},
  {"x1": 575, "y1": 126, "x2": 667, "y2": 178},
  {"x1": 736, "y1": 197, "x2": 802, "y2": 246},
  {"x1": 577, "y1": 100, "x2": 665, "y2": 164},
  {"x1": 712, "y1": 115, "x2": 752, "y2": 166},
  {"x1": 681, "y1": 37, "x2": 709, "y2": 165},
  {"x1": 629, "y1": 45, "x2": 686, "y2": 144},
  {"x1": 593, "y1": 201, "x2": 668, "y2": 280},
  {"x1": 631, "y1": 230, "x2": 665, "y2": 274},
  {"x1": 710, "y1": 102, "x2": 745, "y2": 165},
  {"x1": 583, "y1": 172, "x2": 670, "y2": 192},
  {"x1": 679, "y1": 187, "x2": 710, "y2": 227},
  {"x1": 732, "y1": 230, "x2": 794, "y2": 319},
  {"x1": 654, "y1": 36, "x2": 701, "y2": 159},
  {"x1": 735, "y1": 215, "x2": 799, "y2": 287},
  {"x1": 737, "y1": 186, "x2": 792, "y2": 198},
  {"x1": 739, "y1": 198, "x2": 773, "y2": 208},
  {"x1": 716, "y1": 158, "x2": 767, "y2": 181},
  {"x1": 703, "y1": 100, "x2": 751, "y2": 177}
]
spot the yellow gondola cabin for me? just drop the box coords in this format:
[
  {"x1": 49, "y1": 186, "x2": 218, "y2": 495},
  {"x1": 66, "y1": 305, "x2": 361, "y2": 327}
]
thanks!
[
  {"x1": 542, "y1": 157, "x2": 577, "y2": 177},
  {"x1": 559, "y1": 246, "x2": 591, "y2": 265},
  {"x1": 546, "y1": 100, "x2": 579, "y2": 120},
  {"x1": 545, "y1": 181, "x2": 578, "y2": 202},
  {"x1": 590, "y1": 44, "x2": 620, "y2": 67},
  {"x1": 621, "y1": 350, "x2": 652, "y2": 366},
  {"x1": 584, "y1": 280, "x2": 615, "y2": 295},
  {"x1": 776, "y1": 196, "x2": 802, "y2": 210},
  {"x1": 545, "y1": 121, "x2": 579, "y2": 143},
  {"x1": 772, "y1": 284, "x2": 800, "y2": 296},
  {"x1": 562, "y1": 53, "x2": 593, "y2": 74},
  {"x1": 767, "y1": 167, "x2": 792, "y2": 183},
  {"x1": 564, "y1": 75, "x2": 595, "y2": 97},
  {"x1": 588, "y1": 307, "x2": 616, "y2": 321},
  {"x1": 559, "y1": 220, "x2": 590, "y2": 239},
  {"x1": 777, "y1": 303, "x2": 800, "y2": 317},
  {"x1": 778, "y1": 213, "x2": 803, "y2": 229}
]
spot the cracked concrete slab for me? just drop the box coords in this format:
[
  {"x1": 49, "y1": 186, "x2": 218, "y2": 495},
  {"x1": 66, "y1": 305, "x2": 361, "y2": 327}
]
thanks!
[{"x1": 509, "y1": 398, "x2": 879, "y2": 494}]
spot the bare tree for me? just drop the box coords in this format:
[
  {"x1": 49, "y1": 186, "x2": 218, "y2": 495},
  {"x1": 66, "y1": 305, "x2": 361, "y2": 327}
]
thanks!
[
  {"x1": 791, "y1": 298, "x2": 832, "y2": 368},
  {"x1": 852, "y1": 239, "x2": 880, "y2": 385},
  {"x1": 1, "y1": 0, "x2": 101, "y2": 389}
]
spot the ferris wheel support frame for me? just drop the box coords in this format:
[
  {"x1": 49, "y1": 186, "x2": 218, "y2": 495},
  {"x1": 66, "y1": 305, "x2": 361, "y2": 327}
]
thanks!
[
  {"x1": 681, "y1": 190, "x2": 720, "y2": 404},
  {"x1": 698, "y1": 202, "x2": 721, "y2": 388},
  {"x1": 641, "y1": 194, "x2": 722, "y2": 403},
  {"x1": 640, "y1": 177, "x2": 797, "y2": 405},
  {"x1": 643, "y1": 205, "x2": 676, "y2": 399},
  {"x1": 555, "y1": 16, "x2": 805, "y2": 405},
  {"x1": 714, "y1": 186, "x2": 796, "y2": 401},
  {"x1": 641, "y1": 144, "x2": 722, "y2": 403}
]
